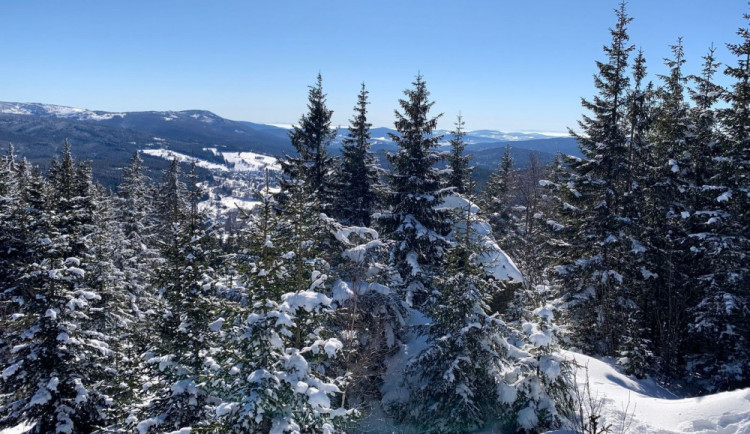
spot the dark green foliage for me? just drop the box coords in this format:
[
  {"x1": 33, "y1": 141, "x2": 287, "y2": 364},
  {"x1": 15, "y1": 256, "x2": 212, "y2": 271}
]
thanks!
[
  {"x1": 334, "y1": 83, "x2": 381, "y2": 227},
  {"x1": 446, "y1": 114, "x2": 471, "y2": 194},
  {"x1": 282, "y1": 74, "x2": 338, "y2": 214},
  {"x1": 482, "y1": 146, "x2": 516, "y2": 245},
  {"x1": 380, "y1": 74, "x2": 450, "y2": 303},
  {"x1": 551, "y1": 2, "x2": 641, "y2": 357}
]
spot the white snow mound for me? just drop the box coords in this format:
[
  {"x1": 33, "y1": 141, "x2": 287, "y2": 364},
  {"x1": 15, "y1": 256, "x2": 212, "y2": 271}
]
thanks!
[{"x1": 557, "y1": 351, "x2": 750, "y2": 434}]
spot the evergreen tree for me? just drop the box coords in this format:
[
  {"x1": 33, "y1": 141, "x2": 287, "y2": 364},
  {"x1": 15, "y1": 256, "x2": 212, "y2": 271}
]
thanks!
[
  {"x1": 282, "y1": 74, "x2": 338, "y2": 214},
  {"x1": 618, "y1": 47, "x2": 656, "y2": 378},
  {"x1": 552, "y1": 2, "x2": 639, "y2": 357},
  {"x1": 0, "y1": 145, "x2": 21, "y2": 296},
  {"x1": 482, "y1": 146, "x2": 516, "y2": 244},
  {"x1": 216, "y1": 174, "x2": 351, "y2": 432},
  {"x1": 137, "y1": 164, "x2": 223, "y2": 432},
  {"x1": 446, "y1": 114, "x2": 471, "y2": 194},
  {"x1": 392, "y1": 197, "x2": 573, "y2": 432},
  {"x1": 0, "y1": 143, "x2": 114, "y2": 433},
  {"x1": 380, "y1": 74, "x2": 450, "y2": 306},
  {"x1": 155, "y1": 158, "x2": 188, "y2": 232},
  {"x1": 689, "y1": 15, "x2": 750, "y2": 389},
  {"x1": 640, "y1": 40, "x2": 695, "y2": 377},
  {"x1": 334, "y1": 82, "x2": 381, "y2": 227}
]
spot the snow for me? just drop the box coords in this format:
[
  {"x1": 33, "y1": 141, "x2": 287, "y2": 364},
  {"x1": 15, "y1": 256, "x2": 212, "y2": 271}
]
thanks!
[
  {"x1": 221, "y1": 151, "x2": 281, "y2": 172},
  {"x1": 0, "y1": 102, "x2": 125, "y2": 121},
  {"x1": 717, "y1": 190, "x2": 733, "y2": 202},
  {"x1": 307, "y1": 387, "x2": 331, "y2": 409},
  {"x1": 208, "y1": 317, "x2": 224, "y2": 332},
  {"x1": 518, "y1": 406, "x2": 540, "y2": 430},
  {"x1": 141, "y1": 149, "x2": 228, "y2": 172},
  {"x1": 2, "y1": 361, "x2": 22, "y2": 380},
  {"x1": 555, "y1": 351, "x2": 750, "y2": 434},
  {"x1": 198, "y1": 195, "x2": 260, "y2": 213},
  {"x1": 0, "y1": 421, "x2": 35, "y2": 434},
  {"x1": 281, "y1": 290, "x2": 331, "y2": 313},
  {"x1": 381, "y1": 308, "x2": 431, "y2": 404},
  {"x1": 67, "y1": 267, "x2": 85, "y2": 278},
  {"x1": 438, "y1": 194, "x2": 480, "y2": 214},
  {"x1": 216, "y1": 402, "x2": 238, "y2": 417}
]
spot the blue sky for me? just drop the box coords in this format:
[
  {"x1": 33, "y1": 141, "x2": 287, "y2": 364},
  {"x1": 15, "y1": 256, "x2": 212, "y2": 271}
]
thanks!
[{"x1": 0, "y1": 1, "x2": 747, "y2": 132}]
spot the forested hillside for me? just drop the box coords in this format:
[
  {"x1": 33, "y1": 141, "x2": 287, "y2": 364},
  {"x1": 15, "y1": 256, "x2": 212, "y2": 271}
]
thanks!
[{"x1": 0, "y1": 2, "x2": 748, "y2": 433}]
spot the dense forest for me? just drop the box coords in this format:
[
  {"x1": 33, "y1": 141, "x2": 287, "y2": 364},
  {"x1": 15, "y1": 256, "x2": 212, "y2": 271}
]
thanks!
[{"x1": 1, "y1": 3, "x2": 748, "y2": 433}]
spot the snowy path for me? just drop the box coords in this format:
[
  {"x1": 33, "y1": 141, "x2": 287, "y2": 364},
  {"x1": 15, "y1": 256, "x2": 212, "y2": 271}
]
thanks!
[{"x1": 562, "y1": 351, "x2": 750, "y2": 434}]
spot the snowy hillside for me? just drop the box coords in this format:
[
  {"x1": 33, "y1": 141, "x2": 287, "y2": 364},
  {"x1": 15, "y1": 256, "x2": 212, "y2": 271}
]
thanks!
[
  {"x1": 555, "y1": 351, "x2": 750, "y2": 434},
  {"x1": 141, "y1": 148, "x2": 281, "y2": 174},
  {"x1": 0, "y1": 101, "x2": 126, "y2": 121}
]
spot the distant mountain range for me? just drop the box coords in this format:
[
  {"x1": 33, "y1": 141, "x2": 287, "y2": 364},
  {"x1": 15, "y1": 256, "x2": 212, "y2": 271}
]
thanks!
[{"x1": 0, "y1": 101, "x2": 581, "y2": 186}]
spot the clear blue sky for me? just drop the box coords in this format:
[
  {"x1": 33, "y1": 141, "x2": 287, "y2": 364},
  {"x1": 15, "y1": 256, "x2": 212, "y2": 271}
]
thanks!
[{"x1": 0, "y1": 1, "x2": 747, "y2": 132}]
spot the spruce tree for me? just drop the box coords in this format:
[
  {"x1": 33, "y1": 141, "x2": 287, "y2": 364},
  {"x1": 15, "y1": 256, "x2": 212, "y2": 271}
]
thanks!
[
  {"x1": 692, "y1": 14, "x2": 750, "y2": 388},
  {"x1": 553, "y1": 2, "x2": 639, "y2": 357},
  {"x1": 641, "y1": 40, "x2": 695, "y2": 377},
  {"x1": 446, "y1": 114, "x2": 471, "y2": 194},
  {"x1": 216, "y1": 174, "x2": 350, "y2": 432},
  {"x1": 282, "y1": 74, "x2": 338, "y2": 214},
  {"x1": 0, "y1": 143, "x2": 114, "y2": 433},
  {"x1": 380, "y1": 74, "x2": 450, "y2": 305},
  {"x1": 334, "y1": 82, "x2": 381, "y2": 227},
  {"x1": 137, "y1": 163, "x2": 222, "y2": 432},
  {"x1": 482, "y1": 146, "x2": 516, "y2": 247}
]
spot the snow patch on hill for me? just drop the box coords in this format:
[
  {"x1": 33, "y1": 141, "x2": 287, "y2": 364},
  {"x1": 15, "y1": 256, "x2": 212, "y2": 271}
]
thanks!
[
  {"x1": 222, "y1": 151, "x2": 281, "y2": 172},
  {"x1": 141, "y1": 148, "x2": 280, "y2": 174},
  {"x1": 141, "y1": 149, "x2": 228, "y2": 172}
]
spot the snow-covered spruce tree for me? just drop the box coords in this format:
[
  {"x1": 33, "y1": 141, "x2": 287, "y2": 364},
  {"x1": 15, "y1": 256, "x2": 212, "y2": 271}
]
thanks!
[
  {"x1": 552, "y1": 2, "x2": 641, "y2": 357},
  {"x1": 0, "y1": 145, "x2": 21, "y2": 298},
  {"x1": 216, "y1": 175, "x2": 350, "y2": 432},
  {"x1": 682, "y1": 46, "x2": 747, "y2": 390},
  {"x1": 446, "y1": 114, "x2": 471, "y2": 195},
  {"x1": 108, "y1": 152, "x2": 163, "y2": 424},
  {"x1": 328, "y1": 222, "x2": 405, "y2": 411},
  {"x1": 137, "y1": 163, "x2": 223, "y2": 432},
  {"x1": 392, "y1": 197, "x2": 510, "y2": 432},
  {"x1": 616, "y1": 48, "x2": 656, "y2": 378},
  {"x1": 636, "y1": 40, "x2": 697, "y2": 378},
  {"x1": 392, "y1": 196, "x2": 573, "y2": 432},
  {"x1": 689, "y1": 15, "x2": 750, "y2": 389},
  {"x1": 0, "y1": 145, "x2": 22, "y2": 366},
  {"x1": 481, "y1": 146, "x2": 516, "y2": 245},
  {"x1": 281, "y1": 73, "x2": 338, "y2": 214},
  {"x1": 379, "y1": 74, "x2": 450, "y2": 306},
  {"x1": 0, "y1": 143, "x2": 115, "y2": 433},
  {"x1": 155, "y1": 158, "x2": 189, "y2": 238},
  {"x1": 333, "y1": 82, "x2": 381, "y2": 227}
]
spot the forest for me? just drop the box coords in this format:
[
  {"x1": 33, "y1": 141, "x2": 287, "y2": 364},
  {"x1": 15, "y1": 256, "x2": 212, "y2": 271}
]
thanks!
[{"x1": 0, "y1": 3, "x2": 748, "y2": 433}]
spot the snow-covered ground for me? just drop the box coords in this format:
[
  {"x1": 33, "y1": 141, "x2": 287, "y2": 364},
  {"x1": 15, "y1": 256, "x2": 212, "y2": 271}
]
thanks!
[
  {"x1": 356, "y1": 344, "x2": 750, "y2": 433},
  {"x1": 198, "y1": 196, "x2": 260, "y2": 213},
  {"x1": 221, "y1": 151, "x2": 281, "y2": 172},
  {"x1": 141, "y1": 148, "x2": 280, "y2": 174},
  {"x1": 554, "y1": 351, "x2": 750, "y2": 434},
  {"x1": 141, "y1": 149, "x2": 229, "y2": 172}
]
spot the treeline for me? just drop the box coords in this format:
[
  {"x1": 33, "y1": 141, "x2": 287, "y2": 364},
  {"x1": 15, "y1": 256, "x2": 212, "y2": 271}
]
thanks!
[
  {"x1": 486, "y1": 3, "x2": 749, "y2": 391},
  {"x1": 0, "y1": 73, "x2": 571, "y2": 432},
  {"x1": 1, "y1": 2, "x2": 749, "y2": 433}
]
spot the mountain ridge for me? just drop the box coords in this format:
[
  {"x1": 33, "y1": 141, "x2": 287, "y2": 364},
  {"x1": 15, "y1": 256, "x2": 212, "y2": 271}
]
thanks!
[{"x1": 0, "y1": 101, "x2": 581, "y2": 186}]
